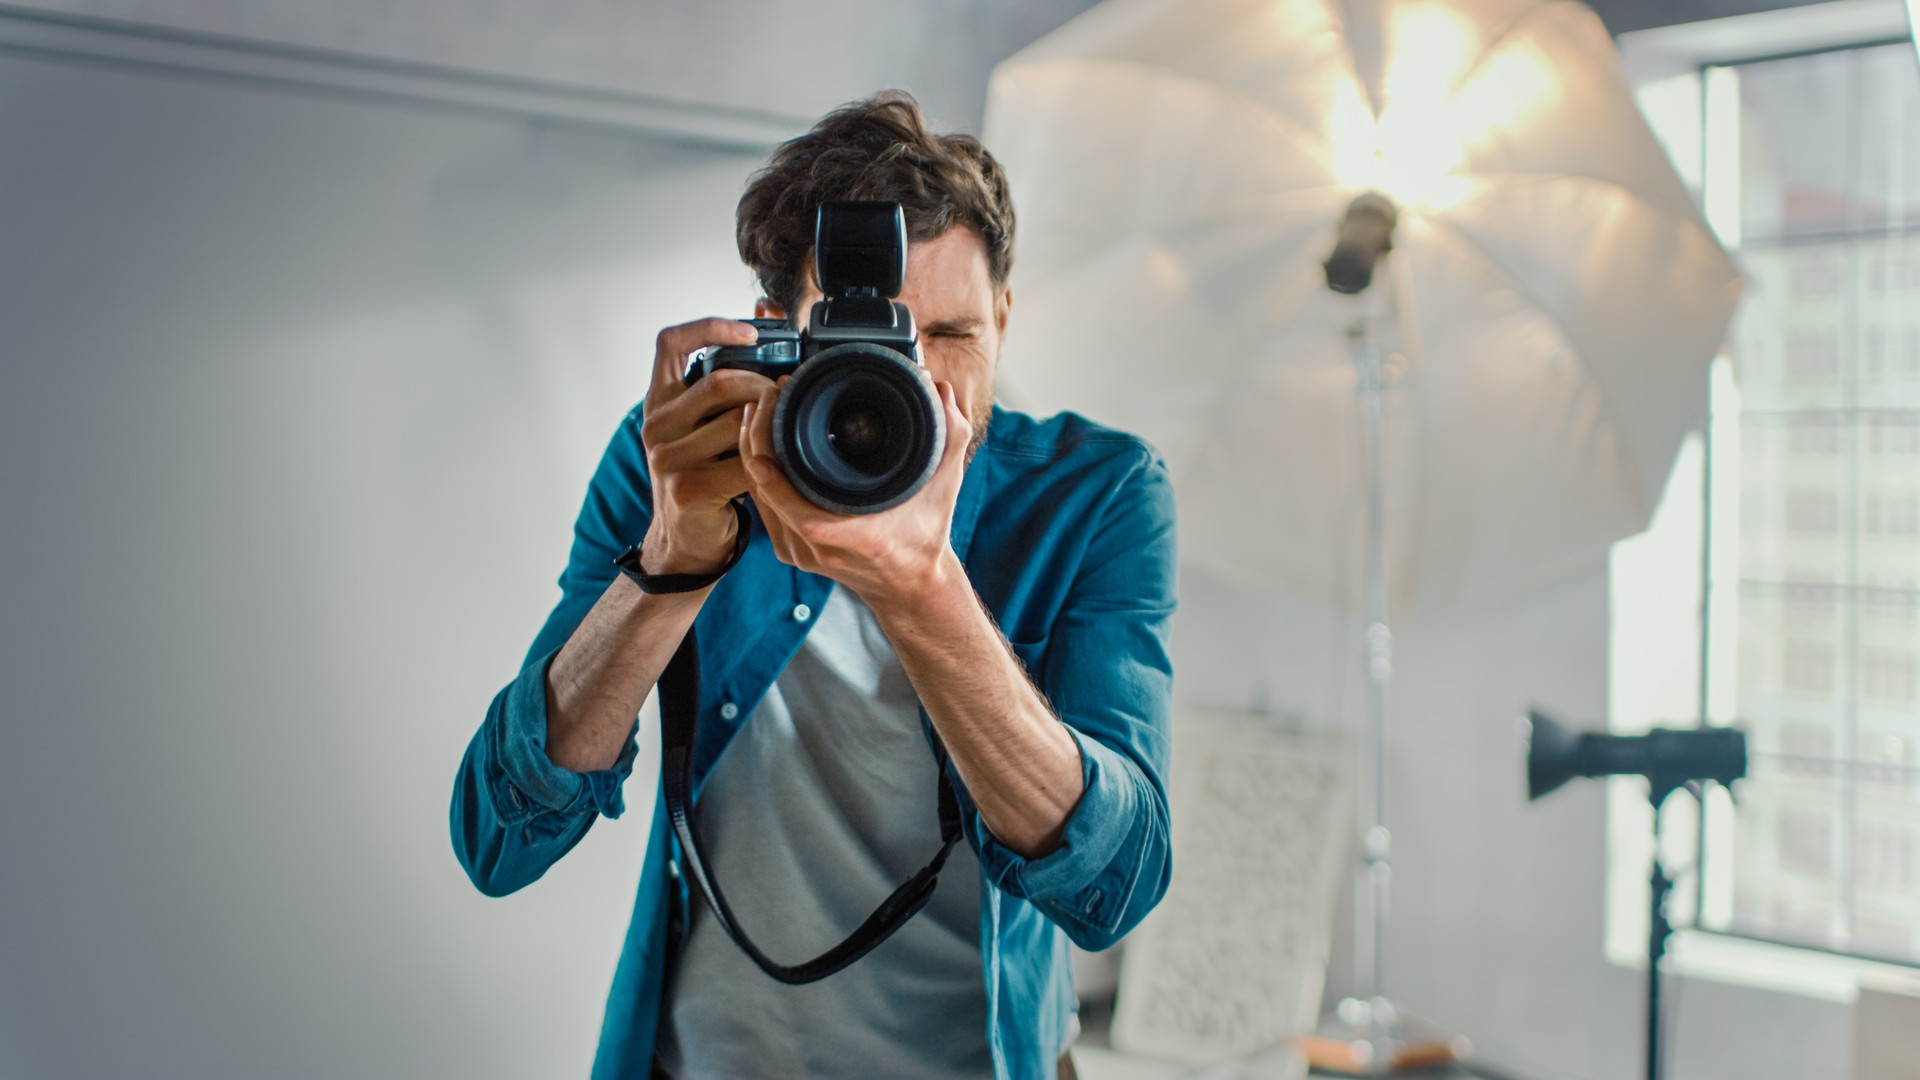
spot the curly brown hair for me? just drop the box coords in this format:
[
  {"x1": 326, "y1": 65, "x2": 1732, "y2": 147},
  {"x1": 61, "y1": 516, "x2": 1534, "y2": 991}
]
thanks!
[{"x1": 736, "y1": 90, "x2": 1015, "y2": 320}]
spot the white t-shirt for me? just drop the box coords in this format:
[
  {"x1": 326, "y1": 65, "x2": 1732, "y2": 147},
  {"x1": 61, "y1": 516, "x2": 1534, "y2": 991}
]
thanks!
[{"x1": 655, "y1": 586, "x2": 990, "y2": 1079}]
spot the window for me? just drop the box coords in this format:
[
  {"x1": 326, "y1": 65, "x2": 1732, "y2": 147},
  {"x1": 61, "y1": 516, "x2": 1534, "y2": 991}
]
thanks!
[
  {"x1": 1861, "y1": 648, "x2": 1919, "y2": 703},
  {"x1": 1869, "y1": 419, "x2": 1920, "y2": 453},
  {"x1": 1787, "y1": 416, "x2": 1842, "y2": 453},
  {"x1": 1612, "y1": 37, "x2": 1920, "y2": 978},
  {"x1": 1776, "y1": 808, "x2": 1835, "y2": 876},
  {"x1": 1782, "y1": 639, "x2": 1838, "y2": 696},
  {"x1": 1785, "y1": 330, "x2": 1841, "y2": 380},
  {"x1": 1784, "y1": 489, "x2": 1841, "y2": 534}
]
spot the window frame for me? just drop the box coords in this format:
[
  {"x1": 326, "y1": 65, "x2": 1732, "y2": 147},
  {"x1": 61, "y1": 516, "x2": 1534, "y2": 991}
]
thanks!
[{"x1": 1608, "y1": 1, "x2": 1920, "y2": 1002}]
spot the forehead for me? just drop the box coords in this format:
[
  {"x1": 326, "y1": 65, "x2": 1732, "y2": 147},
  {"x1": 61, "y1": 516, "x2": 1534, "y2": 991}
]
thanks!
[{"x1": 898, "y1": 227, "x2": 994, "y2": 316}]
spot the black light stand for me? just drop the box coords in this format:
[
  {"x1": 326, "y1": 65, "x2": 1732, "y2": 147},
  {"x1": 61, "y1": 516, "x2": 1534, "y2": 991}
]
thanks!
[
  {"x1": 1643, "y1": 786, "x2": 1678, "y2": 1080},
  {"x1": 1525, "y1": 708, "x2": 1746, "y2": 1080}
]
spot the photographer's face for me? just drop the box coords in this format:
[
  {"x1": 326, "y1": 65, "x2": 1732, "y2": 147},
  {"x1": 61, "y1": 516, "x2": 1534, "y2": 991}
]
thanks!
[{"x1": 773, "y1": 227, "x2": 1010, "y2": 462}]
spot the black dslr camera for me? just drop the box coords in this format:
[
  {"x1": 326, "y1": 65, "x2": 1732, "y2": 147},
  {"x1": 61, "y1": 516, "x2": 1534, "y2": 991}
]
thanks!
[{"x1": 685, "y1": 201, "x2": 945, "y2": 515}]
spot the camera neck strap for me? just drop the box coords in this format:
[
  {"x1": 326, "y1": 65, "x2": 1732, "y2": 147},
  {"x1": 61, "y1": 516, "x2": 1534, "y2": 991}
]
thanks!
[{"x1": 657, "y1": 623, "x2": 963, "y2": 985}]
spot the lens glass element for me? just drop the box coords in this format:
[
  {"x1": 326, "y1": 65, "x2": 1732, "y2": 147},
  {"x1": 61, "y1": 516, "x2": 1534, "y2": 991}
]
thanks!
[{"x1": 827, "y1": 391, "x2": 905, "y2": 477}]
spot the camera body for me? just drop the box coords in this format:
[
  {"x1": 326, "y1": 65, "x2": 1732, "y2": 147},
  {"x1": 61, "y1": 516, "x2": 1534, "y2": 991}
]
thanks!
[{"x1": 685, "y1": 201, "x2": 946, "y2": 515}]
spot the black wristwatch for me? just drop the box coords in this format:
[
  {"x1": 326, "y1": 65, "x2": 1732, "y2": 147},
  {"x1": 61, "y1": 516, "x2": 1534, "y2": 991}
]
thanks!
[{"x1": 614, "y1": 499, "x2": 752, "y2": 594}]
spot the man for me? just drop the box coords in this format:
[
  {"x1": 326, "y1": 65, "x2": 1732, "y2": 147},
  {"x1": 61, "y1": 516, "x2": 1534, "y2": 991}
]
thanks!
[{"x1": 450, "y1": 91, "x2": 1176, "y2": 1080}]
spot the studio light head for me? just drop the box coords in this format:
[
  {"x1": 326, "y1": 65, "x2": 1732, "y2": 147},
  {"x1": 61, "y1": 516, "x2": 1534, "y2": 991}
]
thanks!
[
  {"x1": 1525, "y1": 707, "x2": 1747, "y2": 806},
  {"x1": 1524, "y1": 707, "x2": 1748, "y2": 1080},
  {"x1": 1323, "y1": 192, "x2": 1399, "y2": 295}
]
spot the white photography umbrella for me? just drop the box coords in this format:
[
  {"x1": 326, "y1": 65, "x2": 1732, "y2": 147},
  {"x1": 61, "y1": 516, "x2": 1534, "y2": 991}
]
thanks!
[
  {"x1": 988, "y1": 0, "x2": 1740, "y2": 619},
  {"x1": 985, "y1": 0, "x2": 1740, "y2": 1071}
]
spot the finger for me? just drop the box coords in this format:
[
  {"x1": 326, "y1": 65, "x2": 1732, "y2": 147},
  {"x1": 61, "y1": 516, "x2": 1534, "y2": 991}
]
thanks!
[
  {"x1": 650, "y1": 317, "x2": 760, "y2": 400},
  {"x1": 644, "y1": 369, "x2": 774, "y2": 446},
  {"x1": 649, "y1": 406, "x2": 749, "y2": 471},
  {"x1": 743, "y1": 384, "x2": 778, "y2": 465},
  {"x1": 742, "y1": 394, "x2": 826, "y2": 546},
  {"x1": 935, "y1": 381, "x2": 972, "y2": 473},
  {"x1": 747, "y1": 461, "x2": 827, "y2": 568},
  {"x1": 894, "y1": 381, "x2": 972, "y2": 514},
  {"x1": 680, "y1": 368, "x2": 777, "y2": 420},
  {"x1": 740, "y1": 405, "x2": 796, "y2": 561},
  {"x1": 751, "y1": 478, "x2": 817, "y2": 569},
  {"x1": 679, "y1": 457, "x2": 751, "y2": 501}
]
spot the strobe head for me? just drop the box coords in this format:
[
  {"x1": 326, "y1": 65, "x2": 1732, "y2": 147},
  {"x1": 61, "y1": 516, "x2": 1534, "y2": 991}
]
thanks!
[
  {"x1": 1323, "y1": 192, "x2": 1399, "y2": 295},
  {"x1": 1525, "y1": 707, "x2": 1747, "y2": 807}
]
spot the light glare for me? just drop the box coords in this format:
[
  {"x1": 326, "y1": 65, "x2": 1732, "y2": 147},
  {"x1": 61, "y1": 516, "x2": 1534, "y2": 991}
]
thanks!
[{"x1": 1326, "y1": 3, "x2": 1559, "y2": 211}]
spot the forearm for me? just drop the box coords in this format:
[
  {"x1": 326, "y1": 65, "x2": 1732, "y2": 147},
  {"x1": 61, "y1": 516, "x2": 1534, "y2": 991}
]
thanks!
[
  {"x1": 864, "y1": 550, "x2": 1084, "y2": 858},
  {"x1": 544, "y1": 575, "x2": 707, "y2": 772}
]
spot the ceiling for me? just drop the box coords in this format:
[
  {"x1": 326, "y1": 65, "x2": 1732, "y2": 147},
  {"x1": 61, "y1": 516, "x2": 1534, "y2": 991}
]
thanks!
[
  {"x1": 1586, "y1": 0, "x2": 1821, "y2": 34},
  {"x1": 0, "y1": 0, "x2": 1876, "y2": 135}
]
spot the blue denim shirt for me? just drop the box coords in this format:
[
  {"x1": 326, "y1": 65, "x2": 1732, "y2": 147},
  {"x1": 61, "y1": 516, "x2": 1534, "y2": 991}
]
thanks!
[{"x1": 450, "y1": 402, "x2": 1177, "y2": 1080}]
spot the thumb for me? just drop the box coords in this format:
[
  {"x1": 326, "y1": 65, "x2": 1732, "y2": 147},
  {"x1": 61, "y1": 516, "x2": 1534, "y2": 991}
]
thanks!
[{"x1": 938, "y1": 382, "x2": 971, "y2": 463}]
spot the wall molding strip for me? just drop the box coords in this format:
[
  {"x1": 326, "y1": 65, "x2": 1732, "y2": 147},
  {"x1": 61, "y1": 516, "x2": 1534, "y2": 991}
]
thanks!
[{"x1": 0, "y1": 3, "x2": 810, "y2": 149}]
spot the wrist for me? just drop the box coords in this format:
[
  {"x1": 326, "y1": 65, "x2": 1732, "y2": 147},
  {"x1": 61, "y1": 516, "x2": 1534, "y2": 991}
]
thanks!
[
  {"x1": 860, "y1": 544, "x2": 968, "y2": 617},
  {"x1": 640, "y1": 510, "x2": 739, "y2": 576}
]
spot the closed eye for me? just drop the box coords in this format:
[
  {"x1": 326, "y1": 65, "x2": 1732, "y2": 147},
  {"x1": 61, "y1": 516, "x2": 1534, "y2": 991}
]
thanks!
[{"x1": 923, "y1": 318, "x2": 984, "y2": 339}]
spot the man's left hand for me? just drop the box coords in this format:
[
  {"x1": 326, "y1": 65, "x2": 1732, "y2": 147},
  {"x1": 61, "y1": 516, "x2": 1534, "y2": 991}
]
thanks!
[{"x1": 740, "y1": 377, "x2": 972, "y2": 611}]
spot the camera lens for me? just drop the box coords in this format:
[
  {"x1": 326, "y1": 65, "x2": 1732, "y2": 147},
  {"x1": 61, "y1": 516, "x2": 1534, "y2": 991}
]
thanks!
[
  {"x1": 827, "y1": 392, "x2": 899, "y2": 477},
  {"x1": 773, "y1": 343, "x2": 945, "y2": 515}
]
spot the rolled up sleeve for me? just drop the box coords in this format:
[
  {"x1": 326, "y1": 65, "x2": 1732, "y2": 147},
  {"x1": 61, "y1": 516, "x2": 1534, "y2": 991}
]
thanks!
[
  {"x1": 450, "y1": 407, "x2": 652, "y2": 897},
  {"x1": 971, "y1": 445, "x2": 1177, "y2": 951},
  {"x1": 487, "y1": 645, "x2": 634, "y2": 820}
]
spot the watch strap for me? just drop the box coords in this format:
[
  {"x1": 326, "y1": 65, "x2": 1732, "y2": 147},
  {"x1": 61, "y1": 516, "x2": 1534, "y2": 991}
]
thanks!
[{"x1": 614, "y1": 498, "x2": 752, "y2": 595}]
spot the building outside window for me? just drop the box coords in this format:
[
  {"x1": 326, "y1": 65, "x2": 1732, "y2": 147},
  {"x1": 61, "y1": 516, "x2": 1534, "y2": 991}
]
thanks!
[{"x1": 1610, "y1": 31, "x2": 1920, "y2": 993}]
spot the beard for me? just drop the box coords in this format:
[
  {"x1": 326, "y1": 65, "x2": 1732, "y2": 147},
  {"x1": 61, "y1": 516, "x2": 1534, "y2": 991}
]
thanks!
[{"x1": 963, "y1": 383, "x2": 994, "y2": 466}]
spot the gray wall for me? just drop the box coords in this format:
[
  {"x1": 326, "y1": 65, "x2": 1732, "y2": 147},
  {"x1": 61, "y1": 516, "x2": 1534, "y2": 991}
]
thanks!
[
  {"x1": 0, "y1": 0, "x2": 1106, "y2": 133},
  {"x1": 0, "y1": 44, "x2": 761, "y2": 1079},
  {"x1": 0, "y1": 11, "x2": 1862, "y2": 1080}
]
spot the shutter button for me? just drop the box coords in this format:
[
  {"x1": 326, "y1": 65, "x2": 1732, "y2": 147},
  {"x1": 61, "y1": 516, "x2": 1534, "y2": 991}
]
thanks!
[
  {"x1": 719, "y1": 702, "x2": 739, "y2": 720},
  {"x1": 792, "y1": 603, "x2": 812, "y2": 622}
]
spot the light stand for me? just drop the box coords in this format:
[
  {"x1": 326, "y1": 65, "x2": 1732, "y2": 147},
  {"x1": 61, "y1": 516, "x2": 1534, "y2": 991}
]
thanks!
[
  {"x1": 1646, "y1": 809, "x2": 1674, "y2": 1080},
  {"x1": 1525, "y1": 708, "x2": 1747, "y2": 1080},
  {"x1": 1299, "y1": 194, "x2": 1468, "y2": 1076}
]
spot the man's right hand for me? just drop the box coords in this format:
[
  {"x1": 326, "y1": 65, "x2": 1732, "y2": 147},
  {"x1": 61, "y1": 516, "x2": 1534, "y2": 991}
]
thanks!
[{"x1": 638, "y1": 318, "x2": 776, "y2": 576}]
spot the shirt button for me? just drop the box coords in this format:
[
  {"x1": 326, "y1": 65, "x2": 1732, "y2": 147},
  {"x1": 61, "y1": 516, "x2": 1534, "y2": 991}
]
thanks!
[
  {"x1": 719, "y1": 702, "x2": 739, "y2": 720},
  {"x1": 791, "y1": 603, "x2": 812, "y2": 622}
]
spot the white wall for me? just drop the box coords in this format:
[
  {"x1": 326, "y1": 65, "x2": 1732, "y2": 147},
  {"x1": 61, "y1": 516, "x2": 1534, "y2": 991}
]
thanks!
[{"x1": 0, "y1": 43, "x2": 762, "y2": 1079}]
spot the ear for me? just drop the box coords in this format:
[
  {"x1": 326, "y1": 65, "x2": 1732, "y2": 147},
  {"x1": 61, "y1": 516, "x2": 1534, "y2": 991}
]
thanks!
[
  {"x1": 994, "y1": 285, "x2": 1012, "y2": 338},
  {"x1": 754, "y1": 298, "x2": 787, "y2": 320}
]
